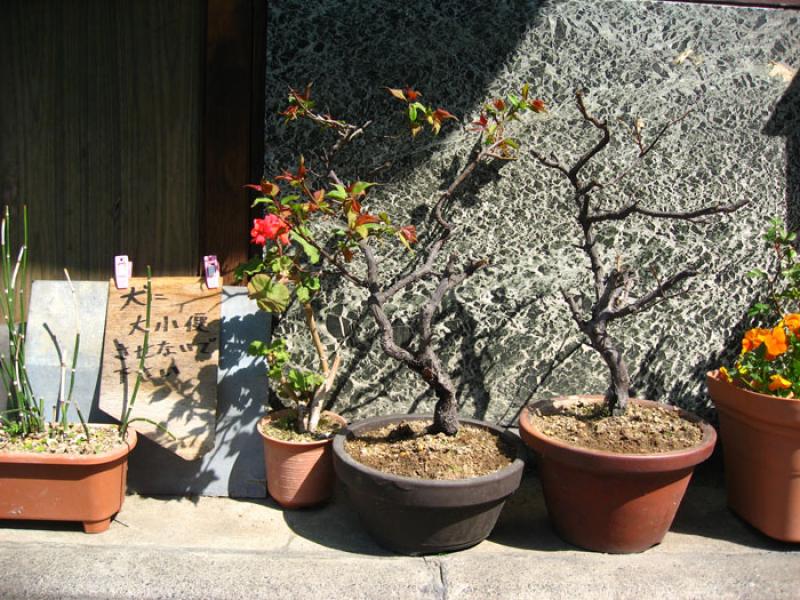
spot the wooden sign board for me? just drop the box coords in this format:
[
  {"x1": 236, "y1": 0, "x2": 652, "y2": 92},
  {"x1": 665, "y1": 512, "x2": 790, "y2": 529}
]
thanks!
[{"x1": 99, "y1": 277, "x2": 221, "y2": 460}]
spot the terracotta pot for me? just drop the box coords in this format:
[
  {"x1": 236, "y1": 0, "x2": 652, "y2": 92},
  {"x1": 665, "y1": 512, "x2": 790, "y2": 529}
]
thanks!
[
  {"x1": 519, "y1": 396, "x2": 716, "y2": 553},
  {"x1": 258, "y1": 409, "x2": 346, "y2": 508},
  {"x1": 0, "y1": 428, "x2": 137, "y2": 533},
  {"x1": 707, "y1": 370, "x2": 800, "y2": 541},
  {"x1": 332, "y1": 414, "x2": 526, "y2": 555}
]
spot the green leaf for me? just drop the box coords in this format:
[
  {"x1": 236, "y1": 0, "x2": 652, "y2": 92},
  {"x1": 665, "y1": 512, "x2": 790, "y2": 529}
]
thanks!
[
  {"x1": 746, "y1": 269, "x2": 767, "y2": 279},
  {"x1": 247, "y1": 274, "x2": 291, "y2": 313},
  {"x1": 326, "y1": 184, "x2": 348, "y2": 201},
  {"x1": 350, "y1": 181, "x2": 376, "y2": 197},
  {"x1": 408, "y1": 104, "x2": 417, "y2": 122},
  {"x1": 270, "y1": 256, "x2": 294, "y2": 274},
  {"x1": 306, "y1": 276, "x2": 320, "y2": 291},
  {"x1": 504, "y1": 137, "x2": 520, "y2": 150},
  {"x1": 251, "y1": 197, "x2": 271, "y2": 207},
  {"x1": 296, "y1": 285, "x2": 310, "y2": 304},
  {"x1": 248, "y1": 340, "x2": 266, "y2": 356},
  {"x1": 234, "y1": 256, "x2": 266, "y2": 281},
  {"x1": 290, "y1": 230, "x2": 320, "y2": 264}
]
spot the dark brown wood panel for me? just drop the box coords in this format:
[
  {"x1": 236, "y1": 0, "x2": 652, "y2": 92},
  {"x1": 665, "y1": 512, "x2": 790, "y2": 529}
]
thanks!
[
  {"x1": 0, "y1": 0, "x2": 204, "y2": 282},
  {"x1": 203, "y1": 0, "x2": 267, "y2": 283}
]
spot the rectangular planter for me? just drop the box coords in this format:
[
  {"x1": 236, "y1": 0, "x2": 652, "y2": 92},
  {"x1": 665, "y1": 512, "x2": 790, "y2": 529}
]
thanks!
[{"x1": 0, "y1": 430, "x2": 137, "y2": 533}]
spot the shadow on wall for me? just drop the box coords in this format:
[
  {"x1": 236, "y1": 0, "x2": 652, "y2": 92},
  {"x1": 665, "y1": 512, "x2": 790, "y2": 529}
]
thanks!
[
  {"x1": 764, "y1": 72, "x2": 800, "y2": 231},
  {"x1": 265, "y1": 0, "x2": 544, "y2": 175}
]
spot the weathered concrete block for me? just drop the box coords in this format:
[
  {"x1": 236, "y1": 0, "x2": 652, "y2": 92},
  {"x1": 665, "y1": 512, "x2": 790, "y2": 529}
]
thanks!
[
  {"x1": 24, "y1": 282, "x2": 269, "y2": 498},
  {"x1": 126, "y1": 286, "x2": 270, "y2": 498},
  {"x1": 25, "y1": 280, "x2": 112, "y2": 424}
]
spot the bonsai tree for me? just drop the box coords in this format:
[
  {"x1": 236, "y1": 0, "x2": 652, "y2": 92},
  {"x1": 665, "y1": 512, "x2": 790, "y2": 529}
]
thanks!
[
  {"x1": 529, "y1": 89, "x2": 748, "y2": 415},
  {"x1": 247, "y1": 84, "x2": 546, "y2": 436}
]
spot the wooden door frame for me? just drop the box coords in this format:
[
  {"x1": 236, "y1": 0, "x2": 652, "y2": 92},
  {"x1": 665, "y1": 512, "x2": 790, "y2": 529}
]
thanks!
[{"x1": 202, "y1": 0, "x2": 266, "y2": 283}]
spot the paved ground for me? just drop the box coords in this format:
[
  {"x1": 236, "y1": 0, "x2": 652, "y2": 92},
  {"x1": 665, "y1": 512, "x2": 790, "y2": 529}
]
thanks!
[{"x1": 1, "y1": 456, "x2": 799, "y2": 600}]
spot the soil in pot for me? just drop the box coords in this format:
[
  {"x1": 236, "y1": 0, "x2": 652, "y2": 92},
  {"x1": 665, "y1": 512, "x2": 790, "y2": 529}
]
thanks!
[
  {"x1": 0, "y1": 423, "x2": 126, "y2": 455},
  {"x1": 344, "y1": 419, "x2": 516, "y2": 479},
  {"x1": 520, "y1": 397, "x2": 716, "y2": 554},
  {"x1": 333, "y1": 414, "x2": 526, "y2": 555},
  {"x1": 259, "y1": 409, "x2": 346, "y2": 509},
  {"x1": 530, "y1": 400, "x2": 704, "y2": 454}
]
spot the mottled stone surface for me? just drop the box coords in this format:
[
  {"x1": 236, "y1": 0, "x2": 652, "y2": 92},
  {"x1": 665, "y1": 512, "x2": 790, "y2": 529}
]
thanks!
[{"x1": 264, "y1": 0, "x2": 800, "y2": 424}]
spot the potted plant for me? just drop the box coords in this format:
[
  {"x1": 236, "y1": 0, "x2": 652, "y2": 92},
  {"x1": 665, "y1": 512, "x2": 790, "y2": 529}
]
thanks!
[
  {"x1": 516, "y1": 89, "x2": 747, "y2": 553},
  {"x1": 262, "y1": 84, "x2": 547, "y2": 554},
  {"x1": 238, "y1": 84, "x2": 440, "y2": 508},
  {"x1": 239, "y1": 164, "x2": 348, "y2": 509},
  {"x1": 707, "y1": 219, "x2": 800, "y2": 542},
  {"x1": 0, "y1": 207, "x2": 162, "y2": 533}
]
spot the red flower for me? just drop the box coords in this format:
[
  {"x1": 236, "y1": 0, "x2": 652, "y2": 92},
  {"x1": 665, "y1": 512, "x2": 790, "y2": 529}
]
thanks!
[
  {"x1": 493, "y1": 98, "x2": 506, "y2": 111},
  {"x1": 251, "y1": 214, "x2": 291, "y2": 246}
]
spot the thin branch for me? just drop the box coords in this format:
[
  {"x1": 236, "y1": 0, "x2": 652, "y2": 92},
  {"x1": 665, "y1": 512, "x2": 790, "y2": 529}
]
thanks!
[
  {"x1": 569, "y1": 89, "x2": 611, "y2": 182},
  {"x1": 303, "y1": 302, "x2": 330, "y2": 375},
  {"x1": 588, "y1": 197, "x2": 749, "y2": 224},
  {"x1": 609, "y1": 269, "x2": 697, "y2": 321},
  {"x1": 599, "y1": 108, "x2": 693, "y2": 190}
]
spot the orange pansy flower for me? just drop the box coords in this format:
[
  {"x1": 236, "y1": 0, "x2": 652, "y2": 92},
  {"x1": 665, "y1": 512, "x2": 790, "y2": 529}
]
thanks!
[
  {"x1": 768, "y1": 374, "x2": 792, "y2": 392},
  {"x1": 783, "y1": 313, "x2": 800, "y2": 335},
  {"x1": 741, "y1": 328, "x2": 770, "y2": 354},
  {"x1": 763, "y1": 326, "x2": 788, "y2": 360}
]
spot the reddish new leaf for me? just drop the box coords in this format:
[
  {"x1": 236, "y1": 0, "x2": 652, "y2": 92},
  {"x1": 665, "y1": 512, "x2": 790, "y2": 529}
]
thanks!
[{"x1": 399, "y1": 225, "x2": 418, "y2": 244}]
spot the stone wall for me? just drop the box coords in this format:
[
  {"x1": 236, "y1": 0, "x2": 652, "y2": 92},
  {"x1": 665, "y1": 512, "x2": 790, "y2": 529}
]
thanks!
[{"x1": 263, "y1": 0, "x2": 800, "y2": 424}]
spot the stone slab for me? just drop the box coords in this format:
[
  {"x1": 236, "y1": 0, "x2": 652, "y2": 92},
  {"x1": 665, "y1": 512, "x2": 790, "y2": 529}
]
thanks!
[
  {"x1": 126, "y1": 286, "x2": 269, "y2": 498},
  {"x1": 25, "y1": 280, "x2": 112, "y2": 424},
  {"x1": 99, "y1": 277, "x2": 221, "y2": 459}
]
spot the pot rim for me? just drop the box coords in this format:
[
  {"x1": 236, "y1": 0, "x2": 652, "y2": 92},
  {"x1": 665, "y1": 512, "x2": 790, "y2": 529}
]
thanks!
[
  {"x1": 519, "y1": 396, "x2": 716, "y2": 472},
  {"x1": 333, "y1": 413, "x2": 526, "y2": 488},
  {"x1": 258, "y1": 408, "x2": 347, "y2": 448},
  {"x1": 707, "y1": 369, "x2": 800, "y2": 406},
  {"x1": 0, "y1": 426, "x2": 137, "y2": 465}
]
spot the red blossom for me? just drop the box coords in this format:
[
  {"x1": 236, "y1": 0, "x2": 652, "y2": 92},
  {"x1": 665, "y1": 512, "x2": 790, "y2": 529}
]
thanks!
[
  {"x1": 493, "y1": 98, "x2": 506, "y2": 111},
  {"x1": 251, "y1": 214, "x2": 291, "y2": 246}
]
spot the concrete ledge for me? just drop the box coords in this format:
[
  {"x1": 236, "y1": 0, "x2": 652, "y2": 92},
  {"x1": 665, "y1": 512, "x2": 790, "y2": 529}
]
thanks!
[{"x1": 1, "y1": 465, "x2": 798, "y2": 599}]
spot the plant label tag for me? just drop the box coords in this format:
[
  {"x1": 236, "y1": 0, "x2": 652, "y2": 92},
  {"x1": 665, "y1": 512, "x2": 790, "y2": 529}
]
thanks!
[
  {"x1": 114, "y1": 255, "x2": 132, "y2": 290},
  {"x1": 203, "y1": 255, "x2": 220, "y2": 289}
]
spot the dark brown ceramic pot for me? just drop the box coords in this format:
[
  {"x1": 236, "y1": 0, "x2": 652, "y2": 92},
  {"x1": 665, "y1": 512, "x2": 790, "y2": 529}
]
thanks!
[
  {"x1": 0, "y1": 428, "x2": 137, "y2": 533},
  {"x1": 332, "y1": 414, "x2": 526, "y2": 555},
  {"x1": 519, "y1": 396, "x2": 716, "y2": 553},
  {"x1": 259, "y1": 409, "x2": 347, "y2": 509},
  {"x1": 707, "y1": 370, "x2": 800, "y2": 541}
]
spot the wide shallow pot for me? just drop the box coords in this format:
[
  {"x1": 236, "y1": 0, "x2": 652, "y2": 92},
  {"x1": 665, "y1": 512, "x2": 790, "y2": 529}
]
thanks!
[
  {"x1": 0, "y1": 428, "x2": 137, "y2": 533},
  {"x1": 707, "y1": 370, "x2": 800, "y2": 541},
  {"x1": 332, "y1": 414, "x2": 526, "y2": 555},
  {"x1": 519, "y1": 396, "x2": 716, "y2": 553},
  {"x1": 259, "y1": 409, "x2": 347, "y2": 509}
]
